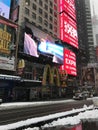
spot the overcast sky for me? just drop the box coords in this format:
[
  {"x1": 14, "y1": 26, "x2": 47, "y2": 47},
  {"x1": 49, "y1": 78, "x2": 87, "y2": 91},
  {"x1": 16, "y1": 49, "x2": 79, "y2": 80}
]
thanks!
[{"x1": 90, "y1": 0, "x2": 98, "y2": 16}]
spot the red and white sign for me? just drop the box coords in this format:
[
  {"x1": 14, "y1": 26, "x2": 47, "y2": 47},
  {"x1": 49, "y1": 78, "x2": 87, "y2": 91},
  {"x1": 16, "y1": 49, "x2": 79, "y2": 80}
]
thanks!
[
  {"x1": 60, "y1": 49, "x2": 77, "y2": 76},
  {"x1": 60, "y1": 13, "x2": 78, "y2": 49},
  {"x1": 59, "y1": 0, "x2": 76, "y2": 21}
]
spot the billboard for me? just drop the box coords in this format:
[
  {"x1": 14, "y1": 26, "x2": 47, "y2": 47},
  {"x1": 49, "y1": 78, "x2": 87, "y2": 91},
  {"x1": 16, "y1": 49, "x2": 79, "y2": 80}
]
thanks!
[
  {"x1": 23, "y1": 22, "x2": 64, "y2": 64},
  {"x1": 60, "y1": 12, "x2": 78, "y2": 49},
  {"x1": 0, "y1": 0, "x2": 11, "y2": 19},
  {"x1": 60, "y1": 49, "x2": 77, "y2": 76},
  {"x1": 59, "y1": 0, "x2": 76, "y2": 21},
  {"x1": 0, "y1": 18, "x2": 17, "y2": 71}
]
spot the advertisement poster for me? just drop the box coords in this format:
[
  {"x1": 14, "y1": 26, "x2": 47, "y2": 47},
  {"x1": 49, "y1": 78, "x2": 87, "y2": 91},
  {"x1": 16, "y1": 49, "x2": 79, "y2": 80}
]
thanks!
[
  {"x1": 60, "y1": 13, "x2": 78, "y2": 49},
  {"x1": 0, "y1": 0, "x2": 11, "y2": 19},
  {"x1": 59, "y1": 0, "x2": 76, "y2": 20},
  {"x1": 23, "y1": 22, "x2": 64, "y2": 64},
  {"x1": 0, "y1": 18, "x2": 17, "y2": 71},
  {"x1": 60, "y1": 49, "x2": 77, "y2": 76}
]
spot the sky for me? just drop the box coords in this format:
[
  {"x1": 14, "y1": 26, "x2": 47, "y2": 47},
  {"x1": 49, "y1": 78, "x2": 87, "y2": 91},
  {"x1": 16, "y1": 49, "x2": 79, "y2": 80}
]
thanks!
[
  {"x1": 0, "y1": 98, "x2": 97, "y2": 130},
  {"x1": 90, "y1": 0, "x2": 98, "y2": 16}
]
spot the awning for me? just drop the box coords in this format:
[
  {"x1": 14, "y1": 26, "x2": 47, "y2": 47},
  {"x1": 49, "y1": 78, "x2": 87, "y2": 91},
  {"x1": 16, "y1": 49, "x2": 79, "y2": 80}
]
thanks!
[
  {"x1": 0, "y1": 74, "x2": 21, "y2": 81},
  {"x1": 20, "y1": 79, "x2": 42, "y2": 87},
  {"x1": 21, "y1": 79, "x2": 41, "y2": 83}
]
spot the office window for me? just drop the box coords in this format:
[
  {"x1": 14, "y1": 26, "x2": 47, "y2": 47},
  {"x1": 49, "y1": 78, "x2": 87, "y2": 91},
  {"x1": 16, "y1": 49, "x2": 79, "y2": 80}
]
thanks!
[
  {"x1": 32, "y1": 3, "x2": 37, "y2": 10},
  {"x1": 49, "y1": 16, "x2": 53, "y2": 22},
  {"x1": 44, "y1": 4, "x2": 48, "y2": 10},
  {"x1": 39, "y1": 0, "x2": 43, "y2": 6},
  {"x1": 54, "y1": 19, "x2": 57, "y2": 25},
  {"x1": 32, "y1": 12, "x2": 36, "y2": 19},
  {"x1": 39, "y1": 8, "x2": 43, "y2": 15},
  {"x1": 44, "y1": 20, "x2": 48, "y2": 27},
  {"x1": 54, "y1": 12, "x2": 57, "y2": 17},
  {"x1": 49, "y1": 1, "x2": 53, "y2": 7},
  {"x1": 54, "y1": 26, "x2": 57, "y2": 33},
  {"x1": 50, "y1": 8, "x2": 53, "y2": 14},
  {"x1": 38, "y1": 16, "x2": 43, "y2": 23},
  {"x1": 54, "y1": 5, "x2": 57, "y2": 11},
  {"x1": 25, "y1": 8, "x2": 29, "y2": 15},
  {"x1": 49, "y1": 24, "x2": 53, "y2": 30},
  {"x1": 44, "y1": 12, "x2": 48, "y2": 19}
]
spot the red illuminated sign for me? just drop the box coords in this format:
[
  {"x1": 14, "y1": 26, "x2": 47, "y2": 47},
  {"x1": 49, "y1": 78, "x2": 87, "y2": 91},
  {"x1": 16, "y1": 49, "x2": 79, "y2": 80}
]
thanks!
[
  {"x1": 60, "y1": 13, "x2": 78, "y2": 49},
  {"x1": 59, "y1": 0, "x2": 76, "y2": 20},
  {"x1": 60, "y1": 49, "x2": 77, "y2": 76}
]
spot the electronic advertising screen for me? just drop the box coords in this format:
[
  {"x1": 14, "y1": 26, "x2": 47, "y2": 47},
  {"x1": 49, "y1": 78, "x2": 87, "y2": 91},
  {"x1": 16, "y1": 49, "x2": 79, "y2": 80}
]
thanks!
[
  {"x1": 59, "y1": 0, "x2": 76, "y2": 21},
  {"x1": 60, "y1": 49, "x2": 77, "y2": 76},
  {"x1": 23, "y1": 22, "x2": 64, "y2": 65},
  {"x1": 0, "y1": 18, "x2": 17, "y2": 71},
  {"x1": 60, "y1": 12, "x2": 78, "y2": 49},
  {"x1": 0, "y1": 0, "x2": 11, "y2": 19}
]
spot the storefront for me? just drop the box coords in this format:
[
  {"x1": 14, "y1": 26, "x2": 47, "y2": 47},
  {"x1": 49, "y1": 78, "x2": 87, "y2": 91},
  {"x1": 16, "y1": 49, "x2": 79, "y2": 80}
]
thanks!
[{"x1": 0, "y1": 74, "x2": 21, "y2": 102}]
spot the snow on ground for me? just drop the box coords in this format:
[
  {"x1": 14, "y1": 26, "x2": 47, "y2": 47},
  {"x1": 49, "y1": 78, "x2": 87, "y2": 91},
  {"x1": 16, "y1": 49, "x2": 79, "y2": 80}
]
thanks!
[
  {"x1": 0, "y1": 98, "x2": 97, "y2": 130},
  {"x1": 0, "y1": 99, "x2": 75, "y2": 110}
]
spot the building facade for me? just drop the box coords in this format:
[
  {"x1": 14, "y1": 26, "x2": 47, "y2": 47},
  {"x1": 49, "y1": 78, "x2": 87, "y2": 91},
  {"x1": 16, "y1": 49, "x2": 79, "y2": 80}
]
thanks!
[{"x1": 75, "y1": 0, "x2": 96, "y2": 86}]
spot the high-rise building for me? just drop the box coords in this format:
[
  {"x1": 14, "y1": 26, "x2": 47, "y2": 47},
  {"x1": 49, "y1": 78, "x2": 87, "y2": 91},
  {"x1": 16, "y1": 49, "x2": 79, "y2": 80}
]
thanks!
[
  {"x1": 75, "y1": 0, "x2": 95, "y2": 83},
  {"x1": 75, "y1": 0, "x2": 95, "y2": 64},
  {"x1": 11, "y1": 0, "x2": 59, "y2": 38}
]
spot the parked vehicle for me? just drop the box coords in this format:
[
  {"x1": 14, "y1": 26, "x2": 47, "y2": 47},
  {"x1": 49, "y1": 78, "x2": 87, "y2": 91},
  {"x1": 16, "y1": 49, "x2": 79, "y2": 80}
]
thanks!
[{"x1": 73, "y1": 88, "x2": 89, "y2": 100}]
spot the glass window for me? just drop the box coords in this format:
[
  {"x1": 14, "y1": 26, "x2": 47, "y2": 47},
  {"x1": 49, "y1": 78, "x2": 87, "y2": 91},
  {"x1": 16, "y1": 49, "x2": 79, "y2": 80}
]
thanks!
[
  {"x1": 54, "y1": 5, "x2": 57, "y2": 11},
  {"x1": 50, "y1": 8, "x2": 53, "y2": 14},
  {"x1": 49, "y1": 1, "x2": 53, "y2": 7},
  {"x1": 25, "y1": 8, "x2": 29, "y2": 15},
  {"x1": 39, "y1": 8, "x2": 43, "y2": 15},
  {"x1": 44, "y1": 12, "x2": 48, "y2": 19},
  {"x1": 38, "y1": 16, "x2": 43, "y2": 23},
  {"x1": 54, "y1": 12, "x2": 57, "y2": 17},
  {"x1": 32, "y1": 3, "x2": 37, "y2": 10},
  {"x1": 49, "y1": 16, "x2": 53, "y2": 22},
  {"x1": 54, "y1": 19, "x2": 57, "y2": 25},
  {"x1": 49, "y1": 24, "x2": 53, "y2": 30},
  {"x1": 44, "y1": 4, "x2": 48, "y2": 10},
  {"x1": 32, "y1": 12, "x2": 36, "y2": 19},
  {"x1": 44, "y1": 20, "x2": 48, "y2": 27},
  {"x1": 39, "y1": 0, "x2": 43, "y2": 6}
]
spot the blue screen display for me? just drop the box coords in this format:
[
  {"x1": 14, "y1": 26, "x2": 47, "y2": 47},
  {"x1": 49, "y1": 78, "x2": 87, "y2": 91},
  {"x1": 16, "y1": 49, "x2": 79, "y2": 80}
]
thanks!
[
  {"x1": 38, "y1": 41, "x2": 64, "y2": 64},
  {"x1": 0, "y1": 0, "x2": 11, "y2": 19}
]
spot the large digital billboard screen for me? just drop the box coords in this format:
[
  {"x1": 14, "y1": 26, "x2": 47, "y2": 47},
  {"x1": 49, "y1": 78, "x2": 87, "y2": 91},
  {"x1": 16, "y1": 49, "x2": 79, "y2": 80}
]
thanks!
[
  {"x1": 60, "y1": 13, "x2": 78, "y2": 49},
  {"x1": 59, "y1": 0, "x2": 76, "y2": 21},
  {"x1": 0, "y1": 17, "x2": 17, "y2": 71},
  {"x1": 0, "y1": 0, "x2": 11, "y2": 19},
  {"x1": 23, "y1": 22, "x2": 64, "y2": 64},
  {"x1": 60, "y1": 49, "x2": 77, "y2": 76}
]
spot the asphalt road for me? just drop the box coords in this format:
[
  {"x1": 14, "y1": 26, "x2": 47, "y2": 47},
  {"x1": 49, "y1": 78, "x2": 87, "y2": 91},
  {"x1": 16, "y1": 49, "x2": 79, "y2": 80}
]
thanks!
[{"x1": 0, "y1": 99, "x2": 93, "y2": 125}]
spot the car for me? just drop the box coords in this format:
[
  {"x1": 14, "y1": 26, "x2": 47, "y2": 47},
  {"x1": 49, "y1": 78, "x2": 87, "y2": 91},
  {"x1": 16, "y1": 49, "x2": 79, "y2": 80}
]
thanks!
[{"x1": 73, "y1": 91, "x2": 89, "y2": 100}]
